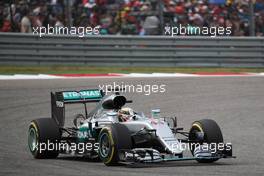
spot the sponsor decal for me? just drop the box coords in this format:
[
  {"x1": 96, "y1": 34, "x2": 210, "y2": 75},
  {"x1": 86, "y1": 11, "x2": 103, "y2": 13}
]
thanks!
[
  {"x1": 63, "y1": 90, "x2": 102, "y2": 100},
  {"x1": 56, "y1": 101, "x2": 64, "y2": 107}
]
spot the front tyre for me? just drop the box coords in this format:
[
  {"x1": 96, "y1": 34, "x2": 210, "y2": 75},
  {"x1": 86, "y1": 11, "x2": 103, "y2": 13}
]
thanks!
[
  {"x1": 189, "y1": 119, "x2": 223, "y2": 163},
  {"x1": 98, "y1": 124, "x2": 131, "y2": 166},
  {"x1": 28, "y1": 118, "x2": 61, "y2": 159}
]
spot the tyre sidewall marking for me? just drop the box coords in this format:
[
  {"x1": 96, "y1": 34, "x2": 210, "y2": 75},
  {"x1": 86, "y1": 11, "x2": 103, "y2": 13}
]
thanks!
[
  {"x1": 192, "y1": 122, "x2": 204, "y2": 133},
  {"x1": 29, "y1": 122, "x2": 39, "y2": 154},
  {"x1": 100, "y1": 127, "x2": 115, "y2": 164}
]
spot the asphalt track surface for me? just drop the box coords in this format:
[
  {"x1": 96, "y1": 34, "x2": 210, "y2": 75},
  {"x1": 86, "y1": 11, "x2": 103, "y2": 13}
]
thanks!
[{"x1": 0, "y1": 77, "x2": 264, "y2": 176}]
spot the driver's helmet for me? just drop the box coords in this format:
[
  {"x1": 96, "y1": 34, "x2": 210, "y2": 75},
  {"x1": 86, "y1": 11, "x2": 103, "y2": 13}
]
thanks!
[{"x1": 118, "y1": 107, "x2": 135, "y2": 121}]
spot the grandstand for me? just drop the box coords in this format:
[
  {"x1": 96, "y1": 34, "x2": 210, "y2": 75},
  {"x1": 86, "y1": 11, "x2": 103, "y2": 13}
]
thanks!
[{"x1": 0, "y1": 0, "x2": 263, "y2": 36}]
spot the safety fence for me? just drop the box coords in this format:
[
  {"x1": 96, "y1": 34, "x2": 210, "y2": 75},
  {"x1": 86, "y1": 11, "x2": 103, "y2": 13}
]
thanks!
[{"x1": 0, "y1": 33, "x2": 263, "y2": 67}]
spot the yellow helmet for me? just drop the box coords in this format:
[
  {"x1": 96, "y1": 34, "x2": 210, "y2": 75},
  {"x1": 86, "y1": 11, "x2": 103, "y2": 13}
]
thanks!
[{"x1": 119, "y1": 107, "x2": 134, "y2": 116}]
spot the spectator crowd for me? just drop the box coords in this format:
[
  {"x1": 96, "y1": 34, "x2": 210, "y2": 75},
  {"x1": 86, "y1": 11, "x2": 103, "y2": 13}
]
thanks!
[{"x1": 0, "y1": 0, "x2": 263, "y2": 36}]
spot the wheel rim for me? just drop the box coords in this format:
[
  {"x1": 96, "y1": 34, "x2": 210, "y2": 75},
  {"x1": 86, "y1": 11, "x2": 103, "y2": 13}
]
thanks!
[
  {"x1": 28, "y1": 127, "x2": 38, "y2": 152},
  {"x1": 189, "y1": 124, "x2": 204, "y2": 155},
  {"x1": 99, "y1": 133, "x2": 111, "y2": 158}
]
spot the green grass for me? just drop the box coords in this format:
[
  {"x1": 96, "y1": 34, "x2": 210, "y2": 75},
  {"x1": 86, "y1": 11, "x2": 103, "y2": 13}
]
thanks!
[{"x1": 0, "y1": 66, "x2": 264, "y2": 74}]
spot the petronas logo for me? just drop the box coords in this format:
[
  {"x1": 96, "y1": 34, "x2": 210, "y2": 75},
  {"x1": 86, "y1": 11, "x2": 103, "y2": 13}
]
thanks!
[{"x1": 63, "y1": 90, "x2": 102, "y2": 100}]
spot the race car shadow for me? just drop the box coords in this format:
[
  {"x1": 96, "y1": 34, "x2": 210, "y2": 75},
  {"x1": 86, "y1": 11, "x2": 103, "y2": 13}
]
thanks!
[
  {"x1": 124, "y1": 161, "x2": 234, "y2": 168},
  {"x1": 57, "y1": 156, "x2": 234, "y2": 168},
  {"x1": 58, "y1": 155, "x2": 101, "y2": 162}
]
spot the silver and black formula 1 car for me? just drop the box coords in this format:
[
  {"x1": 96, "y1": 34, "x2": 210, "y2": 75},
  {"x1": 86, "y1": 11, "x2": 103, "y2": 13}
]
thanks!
[{"x1": 28, "y1": 88, "x2": 234, "y2": 166}]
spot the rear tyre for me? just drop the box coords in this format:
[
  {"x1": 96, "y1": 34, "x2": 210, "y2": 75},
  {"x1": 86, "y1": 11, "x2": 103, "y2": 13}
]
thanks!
[
  {"x1": 28, "y1": 118, "x2": 61, "y2": 159},
  {"x1": 98, "y1": 123, "x2": 132, "y2": 166},
  {"x1": 189, "y1": 119, "x2": 223, "y2": 163}
]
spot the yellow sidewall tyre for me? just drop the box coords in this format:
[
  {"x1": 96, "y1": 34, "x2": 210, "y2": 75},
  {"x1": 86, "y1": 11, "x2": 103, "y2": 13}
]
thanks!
[
  {"x1": 189, "y1": 119, "x2": 223, "y2": 163},
  {"x1": 98, "y1": 124, "x2": 132, "y2": 166},
  {"x1": 28, "y1": 118, "x2": 60, "y2": 159}
]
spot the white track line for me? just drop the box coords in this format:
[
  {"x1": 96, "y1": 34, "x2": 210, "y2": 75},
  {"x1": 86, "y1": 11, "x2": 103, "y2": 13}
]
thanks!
[
  {"x1": 127, "y1": 73, "x2": 197, "y2": 77},
  {"x1": 0, "y1": 74, "x2": 63, "y2": 80},
  {"x1": 0, "y1": 73, "x2": 263, "y2": 80}
]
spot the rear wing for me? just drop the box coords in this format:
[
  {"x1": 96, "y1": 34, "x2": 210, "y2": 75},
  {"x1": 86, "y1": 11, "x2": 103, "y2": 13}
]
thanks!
[{"x1": 51, "y1": 89, "x2": 104, "y2": 127}]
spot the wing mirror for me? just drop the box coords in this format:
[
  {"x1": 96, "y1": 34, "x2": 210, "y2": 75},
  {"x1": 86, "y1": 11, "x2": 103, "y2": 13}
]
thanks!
[{"x1": 166, "y1": 116, "x2": 177, "y2": 129}]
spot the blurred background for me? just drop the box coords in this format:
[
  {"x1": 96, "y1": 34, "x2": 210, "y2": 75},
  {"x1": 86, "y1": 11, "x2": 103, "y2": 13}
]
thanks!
[
  {"x1": 0, "y1": 0, "x2": 264, "y2": 71},
  {"x1": 0, "y1": 0, "x2": 263, "y2": 36}
]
